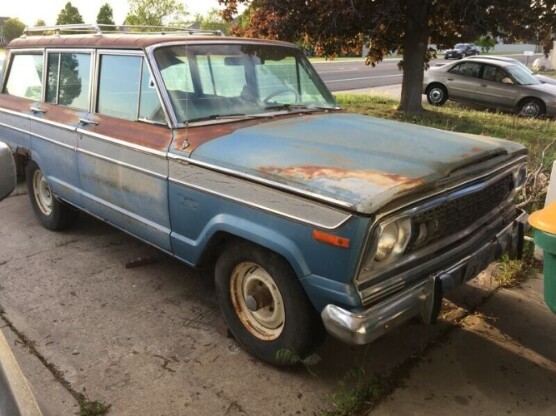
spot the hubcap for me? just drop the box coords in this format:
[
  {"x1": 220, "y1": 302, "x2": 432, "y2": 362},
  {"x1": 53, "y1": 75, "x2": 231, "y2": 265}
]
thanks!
[
  {"x1": 33, "y1": 170, "x2": 53, "y2": 216},
  {"x1": 429, "y1": 88, "x2": 444, "y2": 104},
  {"x1": 520, "y1": 102, "x2": 540, "y2": 117},
  {"x1": 230, "y1": 262, "x2": 285, "y2": 340}
]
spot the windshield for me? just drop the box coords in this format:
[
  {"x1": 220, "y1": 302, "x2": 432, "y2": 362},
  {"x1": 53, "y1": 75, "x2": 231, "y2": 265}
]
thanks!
[
  {"x1": 506, "y1": 64, "x2": 541, "y2": 85},
  {"x1": 154, "y1": 44, "x2": 337, "y2": 123},
  {"x1": 454, "y1": 44, "x2": 467, "y2": 50}
]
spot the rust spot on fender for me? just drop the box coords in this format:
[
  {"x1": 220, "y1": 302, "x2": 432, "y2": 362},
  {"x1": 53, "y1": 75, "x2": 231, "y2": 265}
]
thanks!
[
  {"x1": 258, "y1": 165, "x2": 424, "y2": 189},
  {"x1": 470, "y1": 147, "x2": 484, "y2": 154}
]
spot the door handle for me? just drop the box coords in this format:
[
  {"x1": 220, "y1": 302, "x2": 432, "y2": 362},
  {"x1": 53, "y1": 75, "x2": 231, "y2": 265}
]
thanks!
[
  {"x1": 447, "y1": 78, "x2": 454, "y2": 81},
  {"x1": 79, "y1": 118, "x2": 98, "y2": 126},
  {"x1": 30, "y1": 106, "x2": 46, "y2": 113}
]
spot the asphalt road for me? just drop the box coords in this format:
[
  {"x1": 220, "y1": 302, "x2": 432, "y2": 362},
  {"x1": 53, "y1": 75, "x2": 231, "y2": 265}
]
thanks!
[{"x1": 314, "y1": 54, "x2": 541, "y2": 92}]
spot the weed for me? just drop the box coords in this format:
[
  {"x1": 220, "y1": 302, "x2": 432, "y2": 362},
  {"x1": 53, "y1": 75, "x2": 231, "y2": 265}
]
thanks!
[
  {"x1": 494, "y1": 254, "x2": 525, "y2": 288},
  {"x1": 79, "y1": 400, "x2": 110, "y2": 416},
  {"x1": 324, "y1": 369, "x2": 382, "y2": 416}
]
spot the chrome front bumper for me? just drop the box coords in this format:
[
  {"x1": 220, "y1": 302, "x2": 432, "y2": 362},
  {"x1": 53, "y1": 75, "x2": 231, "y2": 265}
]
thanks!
[{"x1": 321, "y1": 210, "x2": 528, "y2": 345}]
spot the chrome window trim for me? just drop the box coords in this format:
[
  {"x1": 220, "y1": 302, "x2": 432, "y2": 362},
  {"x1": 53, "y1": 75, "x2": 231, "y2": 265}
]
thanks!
[
  {"x1": 78, "y1": 147, "x2": 167, "y2": 180},
  {"x1": 167, "y1": 153, "x2": 355, "y2": 210},
  {"x1": 30, "y1": 131, "x2": 75, "y2": 151},
  {"x1": 144, "y1": 48, "x2": 179, "y2": 127},
  {"x1": 168, "y1": 160, "x2": 352, "y2": 230},
  {"x1": 354, "y1": 156, "x2": 527, "y2": 287}
]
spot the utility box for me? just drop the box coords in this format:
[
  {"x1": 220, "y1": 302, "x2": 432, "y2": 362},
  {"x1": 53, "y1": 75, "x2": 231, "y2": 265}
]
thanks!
[{"x1": 529, "y1": 202, "x2": 556, "y2": 313}]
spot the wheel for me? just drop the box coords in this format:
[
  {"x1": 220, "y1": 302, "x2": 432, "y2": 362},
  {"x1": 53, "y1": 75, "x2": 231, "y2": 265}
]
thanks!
[
  {"x1": 426, "y1": 84, "x2": 448, "y2": 106},
  {"x1": 262, "y1": 87, "x2": 300, "y2": 104},
  {"x1": 215, "y1": 241, "x2": 325, "y2": 366},
  {"x1": 517, "y1": 98, "x2": 545, "y2": 118},
  {"x1": 25, "y1": 161, "x2": 79, "y2": 230}
]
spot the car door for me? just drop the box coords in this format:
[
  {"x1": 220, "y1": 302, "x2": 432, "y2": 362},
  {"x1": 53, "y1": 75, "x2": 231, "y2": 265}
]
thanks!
[
  {"x1": 27, "y1": 50, "x2": 93, "y2": 205},
  {"x1": 474, "y1": 64, "x2": 518, "y2": 110},
  {"x1": 77, "y1": 51, "x2": 173, "y2": 251},
  {"x1": 445, "y1": 62, "x2": 481, "y2": 102}
]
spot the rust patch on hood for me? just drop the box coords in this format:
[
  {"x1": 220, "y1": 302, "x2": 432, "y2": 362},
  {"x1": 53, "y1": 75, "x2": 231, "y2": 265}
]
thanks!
[{"x1": 258, "y1": 165, "x2": 424, "y2": 189}]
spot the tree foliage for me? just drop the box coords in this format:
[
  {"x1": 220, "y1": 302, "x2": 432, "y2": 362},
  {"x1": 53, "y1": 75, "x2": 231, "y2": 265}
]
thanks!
[
  {"x1": 3, "y1": 18, "x2": 26, "y2": 43},
  {"x1": 219, "y1": 0, "x2": 556, "y2": 113},
  {"x1": 56, "y1": 2, "x2": 84, "y2": 25},
  {"x1": 97, "y1": 3, "x2": 116, "y2": 26},
  {"x1": 195, "y1": 9, "x2": 232, "y2": 34},
  {"x1": 126, "y1": 0, "x2": 188, "y2": 27}
]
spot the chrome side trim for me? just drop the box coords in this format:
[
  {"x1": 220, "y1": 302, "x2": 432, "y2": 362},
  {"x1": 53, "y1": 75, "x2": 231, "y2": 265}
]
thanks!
[
  {"x1": 168, "y1": 160, "x2": 352, "y2": 230},
  {"x1": 28, "y1": 114, "x2": 77, "y2": 131},
  {"x1": 0, "y1": 107, "x2": 31, "y2": 119},
  {"x1": 0, "y1": 121, "x2": 29, "y2": 136},
  {"x1": 77, "y1": 128, "x2": 168, "y2": 158},
  {"x1": 169, "y1": 154, "x2": 355, "y2": 210},
  {"x1": 31, "y1": 131, "x2": 75, "y2": 151},
  {"x1": 78, "y1": 147, "x2": 167, "y2": 180}
]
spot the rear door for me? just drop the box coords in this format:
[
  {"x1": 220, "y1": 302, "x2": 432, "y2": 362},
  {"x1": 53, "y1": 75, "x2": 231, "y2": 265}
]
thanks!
[
  {"x1": 445, "y1": 62, "x2": 481, "y2": 102},
  {"x1": 77, "y1": 51, "x2": 173, "y2": 251}
]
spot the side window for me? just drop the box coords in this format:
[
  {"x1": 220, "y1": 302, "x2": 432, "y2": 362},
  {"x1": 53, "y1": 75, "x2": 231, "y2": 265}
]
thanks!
[
  {"x1": 46, "y1": 52, "x2": 91, "y2": 110},
  {"x1": 448, "y1": 62, "x2": 481, "y2": 78},
  {"x1": 97, "y1": 55, "x2": 165, "y2": 124},
  {"x1": 4, "y1": 53, "x2": 43, "y2": 100},
  {"x1": 482, "y1": 65, "x2": 506, "y2": 83}
]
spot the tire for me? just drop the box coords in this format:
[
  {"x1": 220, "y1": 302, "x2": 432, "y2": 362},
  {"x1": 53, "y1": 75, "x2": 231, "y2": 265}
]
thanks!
[
  {"x1": 426, "y1": 84, "x2": 448, "y2": 106},
  {"x1": 215, "y1": 241, "x2": 325, "y2": 366},
  {"x1": 517, "y1": 98, "x2": 545, "y2": 118},
  {"x1": 25, "y1": 161, "x2": 79, "y2": 230}
]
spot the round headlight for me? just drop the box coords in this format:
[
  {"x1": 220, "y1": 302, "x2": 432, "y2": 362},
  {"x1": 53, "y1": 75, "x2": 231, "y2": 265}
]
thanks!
[
  {"x1": 514, "y1": 164, "x2": 527, "y2": 190},
  {"x1": 374, "y1": 218, "x2": 412, "y2": 263}
]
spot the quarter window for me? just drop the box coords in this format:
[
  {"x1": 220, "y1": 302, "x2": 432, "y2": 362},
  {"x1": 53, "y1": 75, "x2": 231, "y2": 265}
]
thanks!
[
  {"x1": 46, "y1": 52, "x2": 91, "y2": 110},
  {"x1": 4, "y1": 53, "x2": 44, "y2": 100}
]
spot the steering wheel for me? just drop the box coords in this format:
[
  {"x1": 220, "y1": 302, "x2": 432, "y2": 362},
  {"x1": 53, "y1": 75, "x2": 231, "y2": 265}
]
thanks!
[{"x1": 262, "y1": 87, "x2": 301, "y2": 104}]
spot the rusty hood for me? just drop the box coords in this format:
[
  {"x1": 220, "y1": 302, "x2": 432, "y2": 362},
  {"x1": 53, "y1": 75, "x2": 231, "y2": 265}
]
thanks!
[{"x1": 189, "y1": 113, "x2": 524, "y2": 214}]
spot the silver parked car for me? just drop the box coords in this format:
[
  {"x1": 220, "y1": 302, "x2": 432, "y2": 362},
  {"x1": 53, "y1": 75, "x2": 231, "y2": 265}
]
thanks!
[
  {"x1": 423, "y1": 58, "x2": 556, "y2": 117},
  {"x1": 464, "y1": 55, "x2": 556, "y2": 86}
]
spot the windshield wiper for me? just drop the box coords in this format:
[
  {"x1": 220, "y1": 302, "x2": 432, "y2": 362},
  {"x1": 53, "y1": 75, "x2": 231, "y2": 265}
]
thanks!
[
  {"x1": 263, "y1": 104, "x2": 336, "y2": 112},
  {"x1": 186, "y1": 113, "x2": 272, "y2": 123}
]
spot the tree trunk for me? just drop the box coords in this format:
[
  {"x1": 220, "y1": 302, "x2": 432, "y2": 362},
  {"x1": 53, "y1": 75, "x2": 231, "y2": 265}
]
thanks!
[{"x1": 399, "y1": 0, "x2": 430, "y2": 113}]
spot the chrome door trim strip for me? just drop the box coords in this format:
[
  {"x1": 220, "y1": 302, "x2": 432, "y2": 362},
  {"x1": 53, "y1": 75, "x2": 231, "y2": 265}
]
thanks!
[
  {"x1": 0, "y1": 121, "x2": 29, "y2": 136},
  {"x1": 0, "y1": 107, "x2": 31, "y2": 119},
  {"x1": 78, "y1": 147, "x2": 167, "y2": 180},
  {"x1": 77, "y1": 128, "x2": 168, "y2": 158},
  {"x1": 28, "y1": 114, "x2": 77, "y2": 131},
  {"x1": 31, "y1": 132, "x2": 75, "y2": 151}
]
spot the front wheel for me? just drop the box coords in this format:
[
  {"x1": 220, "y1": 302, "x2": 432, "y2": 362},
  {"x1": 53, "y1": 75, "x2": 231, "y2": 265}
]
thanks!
[
  {"x1": 426, "y1": 84, "x2": 448, "y2": 106},
  {"x1": 517, "y1": 98, "x2": 545, "y2": 118},
  {"x1": 215, "y1": 241, "x2": 324, "y2": 366},
  {"x1": 25, "y1": 161, "x2": 79, "y2": 230}
]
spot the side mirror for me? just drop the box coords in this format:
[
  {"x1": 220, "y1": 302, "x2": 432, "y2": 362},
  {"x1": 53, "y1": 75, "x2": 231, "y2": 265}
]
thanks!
[
  {"x1": 0, "y1": 142, "x2": 16, "y2": 201},
  {"x1": 502, "y1": 77, "x2": 514, "y2": 85}
]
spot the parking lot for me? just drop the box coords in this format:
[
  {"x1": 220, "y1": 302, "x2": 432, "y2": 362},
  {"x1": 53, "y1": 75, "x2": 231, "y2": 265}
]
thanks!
[{"x1": 1, "y1": 193, "x2": 556, "y2": 415}]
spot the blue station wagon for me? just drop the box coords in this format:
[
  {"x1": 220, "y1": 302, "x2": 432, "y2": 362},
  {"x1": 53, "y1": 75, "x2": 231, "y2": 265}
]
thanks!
[{"x1": 0, "y1": 25, "x2": 528, "y2": 365}]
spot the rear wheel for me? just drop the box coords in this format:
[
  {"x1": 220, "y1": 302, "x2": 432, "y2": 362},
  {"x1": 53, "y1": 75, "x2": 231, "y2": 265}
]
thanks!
[
  {"x1": 25, "y1": 161, "x2": 79, "y2": 230},
  {"x1": 426, "y1": 84, "x2": 448, "y2": 106},
  {"x1": 517, "y1": 98, "x2": 545, "y2": 118},
  {"x1": 215, "y1": 241, "x2": 324, "y2": 366}
]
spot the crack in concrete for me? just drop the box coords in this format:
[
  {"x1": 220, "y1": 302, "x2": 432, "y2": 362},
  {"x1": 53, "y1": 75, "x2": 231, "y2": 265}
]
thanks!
[{"x1": 0, "y1": 305, "x2": 110, "y2": 415}]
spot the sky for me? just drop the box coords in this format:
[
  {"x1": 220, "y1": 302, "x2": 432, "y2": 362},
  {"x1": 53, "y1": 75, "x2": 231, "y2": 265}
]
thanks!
[{"x1": 0, "y1": 0, "x2": 224, "y2": 26}]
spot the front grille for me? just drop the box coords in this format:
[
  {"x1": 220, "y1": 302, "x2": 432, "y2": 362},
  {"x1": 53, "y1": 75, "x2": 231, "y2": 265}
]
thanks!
[{"x1": 407, "y1": 174, "x2": 514, "y2": 251}]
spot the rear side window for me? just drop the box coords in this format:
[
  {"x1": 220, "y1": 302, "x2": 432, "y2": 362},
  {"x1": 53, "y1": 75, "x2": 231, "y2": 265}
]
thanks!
[
  {"x1": 4, "y1": 53, "x2": 44, "y2": 100},
  {"x1": 96, "y1": 54, "x2": 165, "y2": 124},
  {"x1": 46, "y1": 52, "x2": 91, "y2": 110},
  {"x1": 448, "y1": 62, "x2": 481, "y2": 78}
]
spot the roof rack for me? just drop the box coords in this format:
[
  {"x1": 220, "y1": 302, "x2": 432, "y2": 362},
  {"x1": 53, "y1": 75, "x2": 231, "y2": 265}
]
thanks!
[{"x1": 22, "y1": 23, "x2": 224, "y2": 37}]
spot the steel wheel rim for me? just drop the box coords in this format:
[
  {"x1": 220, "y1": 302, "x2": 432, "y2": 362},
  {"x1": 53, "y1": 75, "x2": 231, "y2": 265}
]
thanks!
[
  {"x1": 429, "y1": 88, "x2": 444, "y2": 104},
  {"x1": 520, "y1": 102, "x2": 540, "y2": 117},
  {"x1": 33, "y1": 170, "x2": 53, "y2": 216},
  {"x1": 230, "y1": 262, "x2": 285, "y2": 340}
]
